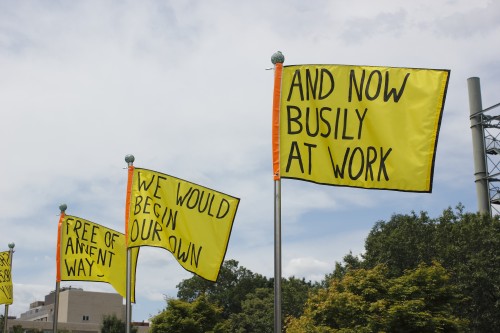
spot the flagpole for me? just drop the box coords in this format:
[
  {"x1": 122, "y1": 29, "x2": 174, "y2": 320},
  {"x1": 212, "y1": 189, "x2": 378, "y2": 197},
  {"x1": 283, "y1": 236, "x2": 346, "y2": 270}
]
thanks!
[
  {"x1": 125, "y1": 154, "x2": 135, "y2": 333},
  {"x1": 271, "y1": 51, "x2": 284, "y2": 333},
  {"x1": 53, "y1": 204, "x2": 66, "y2": 333},
  {"x1": 3, "y1": 242, "x2": 14, "y2": 333}
]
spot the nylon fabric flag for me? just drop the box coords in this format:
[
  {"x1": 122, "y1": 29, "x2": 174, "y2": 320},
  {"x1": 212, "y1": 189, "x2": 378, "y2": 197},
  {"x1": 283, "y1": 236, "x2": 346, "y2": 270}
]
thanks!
[
  {"x1": 126, "y1": 167, "x2": 240, "y2": 282},
  {"x1": 0, "y1": 250, "x2": 13, "y2": 305},
  {"x1": 276, "y1": 64, "x2": 450, "y2": 192},
  {"x1": 58, "y1": 215, "x2": 138, "y2": 302}
]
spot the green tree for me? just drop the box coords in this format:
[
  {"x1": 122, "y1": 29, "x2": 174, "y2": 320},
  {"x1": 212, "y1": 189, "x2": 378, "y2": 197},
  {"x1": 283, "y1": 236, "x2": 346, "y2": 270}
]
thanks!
[
  {"x1": 362, "y1": 206, "x2": 500, "y2": 331},
  {"x1": 101, "y1": 314, "x2": 137, "y2": 333},
  {"x1": 177, "y1": 259, "x2": 271, "y2": 318},
  {"x1": 173, "y1": 261, "x2": 314, "y2": 332},
  {"x1": 224, "y1": 288, "x2": 274, "y2": 333},
  {"x1": 384, "y1": 262, "x2": 466, "y2": 332},
  {"x1": 286, "y1": 263, "x2": 465, "y2": 332},
  {"x1": 363, "y1": 211, "x2": 437, "y2": 276},
  {"x1": 213, "y1": 276, "x2": 315, "y2": 332},
  {"x1": 436, "y1": 209, "x2": 500, "y2": 332},
  {"x1": 322, "y1": 252, "x2": 364, "y2": 288},
  {"x1": 282, "y1": 276, "x2": 316, "y2": 319},
  {"x1": 150, "y1": 295, "x2": 222, "y2": 333},
  {"x1": 287, "y1": 265, "x2": 390, "y2": 333}
]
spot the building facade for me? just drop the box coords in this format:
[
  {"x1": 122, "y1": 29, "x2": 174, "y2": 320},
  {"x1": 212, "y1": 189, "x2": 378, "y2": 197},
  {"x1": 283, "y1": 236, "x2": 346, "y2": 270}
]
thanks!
[{"x1": 6, "y1": 287, "x2": 148, "y2": 333}]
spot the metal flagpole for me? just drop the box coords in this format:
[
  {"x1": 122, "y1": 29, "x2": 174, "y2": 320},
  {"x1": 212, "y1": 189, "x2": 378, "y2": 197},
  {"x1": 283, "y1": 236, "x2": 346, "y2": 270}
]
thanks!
[
  {"x1": 53, "y1": 204, "x2": 66, "y2": 333},
  {"x1": 468, "y1": 77, "x2": 490, "y2": 215},
  {"x1": 2, "y1": 301, "x2": 7, "y2": 333},
  {"x1": 274, "y1": 180, "x2": 282, "y2": 333},
  {"x1": 125, "y1": 154, "x2": 135, "y2": 333},
  {"x1": 271, "y1": 51, "x2": 284, "y2": 333},
  {"x1": 3, "y1": 242, "x2": 14, "y2": 333}
]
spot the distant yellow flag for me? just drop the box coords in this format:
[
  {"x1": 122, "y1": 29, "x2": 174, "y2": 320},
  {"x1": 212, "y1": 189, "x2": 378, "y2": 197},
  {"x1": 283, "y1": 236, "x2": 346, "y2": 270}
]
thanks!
[
  {"x1": 277, "y1": 65, "x2": 450, "y2": 192},
  {"x1": 0, "y1": 250, "x2": 13, "y2": 305},
  {"x1": 126, "y1": 168, "x2": 240, "y2": 282},
  {"x1": 59, "y1": 215, "x2": 138, "y2": 302}
]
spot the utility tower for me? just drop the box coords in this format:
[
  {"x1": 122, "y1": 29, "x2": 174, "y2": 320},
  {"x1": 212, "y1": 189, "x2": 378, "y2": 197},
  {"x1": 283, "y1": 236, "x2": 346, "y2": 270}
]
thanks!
[{"x1": 468, "y1": 77, "x2": 500, "y2": 215}]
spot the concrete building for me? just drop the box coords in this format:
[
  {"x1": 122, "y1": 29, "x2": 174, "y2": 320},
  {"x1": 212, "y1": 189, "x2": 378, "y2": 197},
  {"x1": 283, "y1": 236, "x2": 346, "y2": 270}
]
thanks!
[{"x1": 6, "y1": 287, "x2": 148, "y2": 333}]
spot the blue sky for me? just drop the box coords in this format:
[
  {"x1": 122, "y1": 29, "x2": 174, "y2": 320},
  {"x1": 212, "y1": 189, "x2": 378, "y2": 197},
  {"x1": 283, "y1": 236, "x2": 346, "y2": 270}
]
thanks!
[{"x1": 0, "y1": 0, "x2": 499, "y2": 322}]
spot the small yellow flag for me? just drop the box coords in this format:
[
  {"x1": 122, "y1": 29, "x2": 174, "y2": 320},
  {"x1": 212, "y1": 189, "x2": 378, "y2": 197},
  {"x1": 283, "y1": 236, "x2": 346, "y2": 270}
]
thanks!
[
  {"x1": 60, "y1": 215, "x2": 138, "y2": 302},
  {"x1": 127, "y1": 168, "x2": 240, "y2": 282},
  {"x1": 0, "y1": 250, "x2": 13, "y2": 305},
  {"x1": 278, "y1": 65, "x2": 450, "y2": 192}
]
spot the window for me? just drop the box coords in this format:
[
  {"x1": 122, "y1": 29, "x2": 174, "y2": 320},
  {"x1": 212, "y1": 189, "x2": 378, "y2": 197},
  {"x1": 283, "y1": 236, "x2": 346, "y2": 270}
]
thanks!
[{"x1": 83, "y1": 315, "x2": 89, "y2": 321}]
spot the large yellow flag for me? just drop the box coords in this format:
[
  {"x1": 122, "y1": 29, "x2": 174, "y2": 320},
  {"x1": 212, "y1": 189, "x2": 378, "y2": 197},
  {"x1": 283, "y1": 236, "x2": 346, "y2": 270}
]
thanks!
[
  {"x1": 126, "y1": 168, "x2": 240, "y2": 282},
  {"x1": 58, "y1": 215, "x2": 138, "y2": 302},
  {"x1": 0, "y1": 250, "x2": 13, "y2": 305},
  {"x1": 274, "y1": 64, "x2": 450, "y2": 192}
]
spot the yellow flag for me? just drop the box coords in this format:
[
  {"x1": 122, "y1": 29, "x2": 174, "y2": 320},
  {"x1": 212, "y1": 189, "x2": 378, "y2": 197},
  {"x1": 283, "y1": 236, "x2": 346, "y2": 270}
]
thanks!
[
  {"x1": 278, "y1": 65, "x2": 450, "y2": 192},
  {"x1": 59, "y1": 215, "x2": 138, "y2": 302},
  {"x1": 126, "y1": 168, "x2": 240, "y2": 282},
  {"x1": 0, "y1": 250, "x2": 13, "y2": 305}
]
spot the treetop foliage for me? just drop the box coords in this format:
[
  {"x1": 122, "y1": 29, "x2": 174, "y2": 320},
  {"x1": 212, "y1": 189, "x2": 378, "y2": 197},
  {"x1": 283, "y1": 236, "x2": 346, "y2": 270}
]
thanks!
[{"x1": 151, "y1": 205, "x2": 500, "y2": 332}]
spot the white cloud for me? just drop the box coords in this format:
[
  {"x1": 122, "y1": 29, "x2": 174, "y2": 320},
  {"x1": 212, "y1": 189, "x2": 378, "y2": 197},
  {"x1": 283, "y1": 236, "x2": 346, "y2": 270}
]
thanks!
[{"x1": 284, "y1": 257, "x2": 331, "y2": 281}]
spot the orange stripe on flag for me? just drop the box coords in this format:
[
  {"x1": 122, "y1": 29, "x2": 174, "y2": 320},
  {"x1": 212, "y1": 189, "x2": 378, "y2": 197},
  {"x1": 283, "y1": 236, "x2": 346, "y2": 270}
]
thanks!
[
  {"x1": 272, "y1": 63, "x2": 283, "y2": 180},
  {"x1": 56, "y1": 211, "x2": 65, "y2": 282},
  {"x1": 125, "y1": 165, "x2": 135, "y2": 246}
]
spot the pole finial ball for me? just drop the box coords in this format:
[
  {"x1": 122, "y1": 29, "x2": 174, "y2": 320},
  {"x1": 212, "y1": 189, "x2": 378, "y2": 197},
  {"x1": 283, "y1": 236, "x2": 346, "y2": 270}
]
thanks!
[
  {"x1": 125, "y1": 154, "x2": 135, "y2": 164},
  {"x1": 271, "y1": 51, "x2": 285, "y2": 65},
  {"x1": 8, "y1": 242, "x2": 15, "y2": 249},
  {"x1": 59, "y1": 204, "x2": 67, "y2": 212}
]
